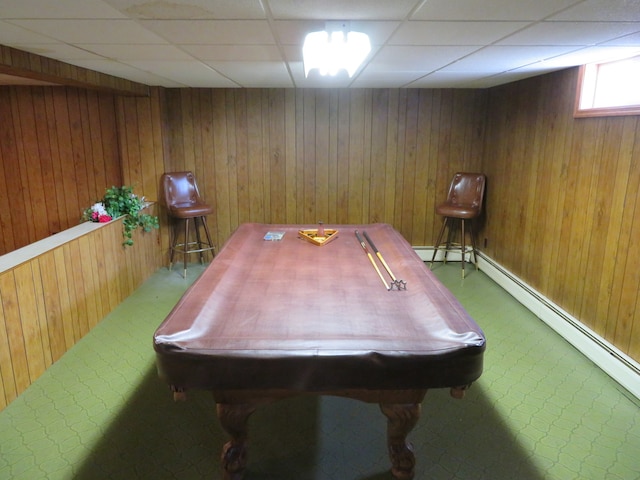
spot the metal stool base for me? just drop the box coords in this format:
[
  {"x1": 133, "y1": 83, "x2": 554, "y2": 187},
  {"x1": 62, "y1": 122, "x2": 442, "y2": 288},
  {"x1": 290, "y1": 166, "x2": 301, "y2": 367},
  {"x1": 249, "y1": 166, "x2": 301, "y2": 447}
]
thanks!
[
  {"x1": 429, "y1": 217, "x2": 479, "y2": 279},
  {"x1": 169, "y1": 216, "x2": 215, "y2": 277}
]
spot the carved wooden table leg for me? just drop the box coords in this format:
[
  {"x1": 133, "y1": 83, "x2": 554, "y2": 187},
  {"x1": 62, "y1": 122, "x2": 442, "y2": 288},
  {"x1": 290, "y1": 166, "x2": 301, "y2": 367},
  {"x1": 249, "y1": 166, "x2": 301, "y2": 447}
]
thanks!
[
  {"x1": 379, "y1": 403, "x2": 421, "y2": 480},
  {"x1": 216, "y1": 403, "x2": 257, "y2": 480}
]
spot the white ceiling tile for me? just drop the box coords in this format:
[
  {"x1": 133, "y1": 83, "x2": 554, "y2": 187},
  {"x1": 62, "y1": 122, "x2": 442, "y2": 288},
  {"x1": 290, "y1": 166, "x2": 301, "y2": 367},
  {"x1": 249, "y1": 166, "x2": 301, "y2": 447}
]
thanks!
[
  {"x1": 467, "y1": 71, "x2": 537, "y2": 87},
  {"x1": 64, "y1": 58, "x2": 185, "y2": 86},
  {"x1": 281, "y1": 45, "x2": 302, "y2": 63},
  {"x1": 407, "y1": 71, "x2": 490, "y2": 88},
  {"x1": 121, "y1": 60, "x2": 240, "y2": 87},
  {"x1": 79, "y1": 44, "x2": 195, "y2": 61},
  {"x1": 438, "y1": 46, "x2": 583, "y2": 73},
  {"x1": 10, "y1": 43, "x2": 108, "y2": 61},
  {"x1": 549, "y1": 0, "x2": 640, "y2": 22},
  {"x1": 497, "y1": 21, "x2": 640, "y2": 46},
  {"x1": 372, "y1": 46, "x2": 481, "y2": 71},
  {"x1": 497, "y1": 70, "x2": 553, "y2": 82},
  {"x1": 103, "y1": 0, "x2": 266, "y2": 20},
  {"x1": 267, "y1": 0, "x2": 421, "y2": 20},
  {"x1": 529, "y1": 45, "x2": 640, "y2": 69},
  {"x1": 181, "y1": 45, "x2": 283, "y2": 62},
  {"x1": 274, "y1": 20, "x2": 399, "y2": 46},
  {"x1": 601, "y1": 31, "x2": 640, "y2": 47},
  {"x1": 351, "y1": 70, "x2": 429, "y2": 88},
  {"x1": 411, "y1": 0, "x2": 581, "y2": 21},
  {"x1": 0, "y1": 0, "x2": 126, "y2": 19},
  {"x1": 205, "y1": 61, "x2": 293, "y2": 87},
  {"x1": 139, "y1": 19, "x2": 274, "y2": 44},
  {"x1": 8, "y1": 19, "x2": 168, "y2": 44},
  {"x1": 1, "y1": 0, "x2": 639, "y2": 88},
  {"x1": 0, "y1": 21, "x2": 59, "y2": 45},
  {"x1": 391, "y1": 21, "x2": 528, "y2": 45}
]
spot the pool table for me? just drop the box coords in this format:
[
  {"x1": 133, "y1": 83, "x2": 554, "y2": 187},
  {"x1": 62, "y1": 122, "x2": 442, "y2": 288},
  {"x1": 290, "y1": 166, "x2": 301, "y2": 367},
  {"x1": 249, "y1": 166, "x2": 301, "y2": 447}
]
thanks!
[{"x1": 154, "y1": 223, "x2": 485, "y2": 479}]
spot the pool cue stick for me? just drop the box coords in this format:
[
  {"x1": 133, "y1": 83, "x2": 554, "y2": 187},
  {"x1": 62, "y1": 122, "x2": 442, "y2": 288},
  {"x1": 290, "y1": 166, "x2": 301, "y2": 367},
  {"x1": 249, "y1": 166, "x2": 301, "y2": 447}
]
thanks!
[
  {"x1": 362, "y1": 230, "x2": 396, "y2": 281},
  {"x1": 355, "y1": 230, "x2": 390, "y2": 291}
]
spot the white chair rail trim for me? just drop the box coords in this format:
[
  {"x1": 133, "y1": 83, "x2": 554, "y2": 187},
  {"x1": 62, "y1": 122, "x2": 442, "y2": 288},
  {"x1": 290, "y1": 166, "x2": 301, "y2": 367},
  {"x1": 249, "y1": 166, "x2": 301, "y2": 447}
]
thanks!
[
  {"x1": 0, "y1": 221, "x2": 110, "y2": 273},
  {"x1": 0, "y1": 202, "x2": 155, "y2": 274}
]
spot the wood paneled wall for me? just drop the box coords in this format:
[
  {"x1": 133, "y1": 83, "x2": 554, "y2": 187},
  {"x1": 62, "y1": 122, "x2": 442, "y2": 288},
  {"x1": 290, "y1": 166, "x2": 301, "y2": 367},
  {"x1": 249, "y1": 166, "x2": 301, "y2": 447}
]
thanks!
[
  {"x1": 115, "y1": 88, "x2": 171, "y2": 257},
  {"x1": 0, "y1": 86, "x2": 168, "y2": 257},
  {"x1": 482, "y1": 68, "x2": 640, "y2": 361},
  {"x1": 1, "y1": 70, "x2": 638, "y2": 402},
  {"x1": 116, "y1": 88, "x2": 167, "y2": 196},
  {"x1": 0, "y1": 45, "x2": 149, "y2": 96},
  {"x1": 0, "y1": 86, "x2": 123, "y2": 255},
  {"x1": 0, "y1": 213, "x2": 160, "y2": 409},
  {"x1": 162, "y1": 88, "x2": 487, "y2": 250},
  {"x1": 0, "y1": 84, "x2": 165, "y2": 411}
]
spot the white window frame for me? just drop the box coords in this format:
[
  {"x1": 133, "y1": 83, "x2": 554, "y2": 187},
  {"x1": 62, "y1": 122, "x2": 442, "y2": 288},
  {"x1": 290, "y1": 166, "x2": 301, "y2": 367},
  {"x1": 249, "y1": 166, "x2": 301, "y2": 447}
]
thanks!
[{"x1": 574, "y1": 54, "x2": 640, "y2": 118}]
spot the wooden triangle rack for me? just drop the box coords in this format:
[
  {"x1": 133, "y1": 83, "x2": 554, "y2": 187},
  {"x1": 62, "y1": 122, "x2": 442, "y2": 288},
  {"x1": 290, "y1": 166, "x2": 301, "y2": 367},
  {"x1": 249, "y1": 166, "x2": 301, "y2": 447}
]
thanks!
[{"x1": 298, "y1": 228, "x2": 339, "y2": 246}]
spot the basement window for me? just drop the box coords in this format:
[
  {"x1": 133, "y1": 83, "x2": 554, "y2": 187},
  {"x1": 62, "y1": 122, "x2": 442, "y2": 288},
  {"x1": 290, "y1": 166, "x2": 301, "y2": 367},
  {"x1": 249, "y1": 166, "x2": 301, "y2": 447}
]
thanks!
[{"x1": 574, "y1": 54, "x2": 640, "y2": 118}]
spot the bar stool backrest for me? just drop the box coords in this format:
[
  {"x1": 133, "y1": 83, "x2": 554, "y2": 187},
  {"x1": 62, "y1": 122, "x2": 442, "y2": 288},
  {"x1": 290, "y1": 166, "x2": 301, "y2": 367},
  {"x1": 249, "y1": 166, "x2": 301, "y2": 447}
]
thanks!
[
  {"x1": 161, "y1": 171, "x2": 202, "y2": 211},
  {"x1": 444, "y1": 172, "x2": 486, "y2": 216}
]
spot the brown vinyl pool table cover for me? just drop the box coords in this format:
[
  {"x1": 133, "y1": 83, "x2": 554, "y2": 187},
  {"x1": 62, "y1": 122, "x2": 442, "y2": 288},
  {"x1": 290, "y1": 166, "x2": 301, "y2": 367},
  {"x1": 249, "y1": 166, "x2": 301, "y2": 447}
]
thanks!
[{"x1": 153, "y1": 223, "x2": 485, "y2": 392}]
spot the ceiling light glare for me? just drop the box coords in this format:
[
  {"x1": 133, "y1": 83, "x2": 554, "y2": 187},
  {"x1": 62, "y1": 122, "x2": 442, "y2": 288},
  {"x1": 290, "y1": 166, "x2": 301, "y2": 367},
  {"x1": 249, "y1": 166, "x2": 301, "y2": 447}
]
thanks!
[{"x1": 303, "y1": 28, "x2": 371, "y2": 78}]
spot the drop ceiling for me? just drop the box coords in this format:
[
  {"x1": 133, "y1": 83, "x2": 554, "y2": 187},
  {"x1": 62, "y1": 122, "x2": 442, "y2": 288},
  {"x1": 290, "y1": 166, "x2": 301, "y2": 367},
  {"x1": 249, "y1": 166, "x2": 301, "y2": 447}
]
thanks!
[{"x1": 1, "y1": 0, "x2": 640, "y2": 89}]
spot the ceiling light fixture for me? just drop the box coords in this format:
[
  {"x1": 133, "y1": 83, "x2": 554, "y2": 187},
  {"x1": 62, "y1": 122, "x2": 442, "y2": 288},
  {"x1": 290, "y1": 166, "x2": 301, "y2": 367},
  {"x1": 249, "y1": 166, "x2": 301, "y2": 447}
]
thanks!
[{"x1": 303, "y1": 22, "x2": 371, "y2": 78}]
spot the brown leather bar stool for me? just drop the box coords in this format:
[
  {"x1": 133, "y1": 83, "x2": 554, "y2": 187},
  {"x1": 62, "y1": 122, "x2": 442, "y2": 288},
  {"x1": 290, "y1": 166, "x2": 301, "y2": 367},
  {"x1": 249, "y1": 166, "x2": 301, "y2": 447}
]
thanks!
[
  {"x1": 161, "y1": 171, "x2": 215, "y2": 277},
  {"x1": 430, "y1": 172, "x2": 486, "y2": 278}
]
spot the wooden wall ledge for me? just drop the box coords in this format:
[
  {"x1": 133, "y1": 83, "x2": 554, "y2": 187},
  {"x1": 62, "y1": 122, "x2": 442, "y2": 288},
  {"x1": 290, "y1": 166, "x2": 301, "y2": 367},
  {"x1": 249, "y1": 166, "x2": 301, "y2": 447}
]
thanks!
[
  {"x1": 0, "y1": 202, "x2": 155, "y2": 273},
  {"x1": 0, "y1": 44, "x2": 149, "y2": 96},
  {"x1": 0, "y1": 220, "x2": 117, "y2": 273}
]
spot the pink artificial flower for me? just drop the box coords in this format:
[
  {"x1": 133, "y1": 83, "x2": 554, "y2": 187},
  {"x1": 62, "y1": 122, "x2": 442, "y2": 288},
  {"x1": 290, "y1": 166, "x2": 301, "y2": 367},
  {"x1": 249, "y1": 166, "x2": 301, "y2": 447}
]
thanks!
[
  {"x1": 98, "y1": 214, "x2": 112, "y2": 223},
  {"x1": 91, "y1": 211, "x2": 99, "y2": 221}
]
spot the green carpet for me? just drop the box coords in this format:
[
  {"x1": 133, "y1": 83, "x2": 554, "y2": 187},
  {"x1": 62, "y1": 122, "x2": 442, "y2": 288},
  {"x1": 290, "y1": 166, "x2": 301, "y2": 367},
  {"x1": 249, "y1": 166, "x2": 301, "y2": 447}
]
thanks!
[{"x1": 1, "y1": 263, "x2": 638, "y2": 479}]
